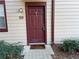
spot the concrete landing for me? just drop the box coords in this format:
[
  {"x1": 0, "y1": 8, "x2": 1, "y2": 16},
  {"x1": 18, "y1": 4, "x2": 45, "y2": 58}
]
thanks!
[{"x1": 23, "y1": 45, "x2": 54, "y2": 59}]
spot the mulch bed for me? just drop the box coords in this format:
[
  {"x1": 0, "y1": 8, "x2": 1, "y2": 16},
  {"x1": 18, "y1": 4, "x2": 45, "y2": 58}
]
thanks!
[{"x1": 52, "y1": 44, "x2": 79, "y2": 59}]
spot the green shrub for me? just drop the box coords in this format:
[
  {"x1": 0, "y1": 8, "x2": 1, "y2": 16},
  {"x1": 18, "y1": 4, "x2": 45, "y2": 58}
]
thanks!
[
  {"x1": 60, "y1": 40, "x2": 79, "y2": 53},
  {"x1": 0, "y1": 40, "x2": 24, "y2": 59}
]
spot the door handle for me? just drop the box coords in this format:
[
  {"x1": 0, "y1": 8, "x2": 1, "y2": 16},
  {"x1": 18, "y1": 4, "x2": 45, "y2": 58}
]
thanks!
[{"x1": 42, "y1": 26, "x2": 45, "y2": 31}]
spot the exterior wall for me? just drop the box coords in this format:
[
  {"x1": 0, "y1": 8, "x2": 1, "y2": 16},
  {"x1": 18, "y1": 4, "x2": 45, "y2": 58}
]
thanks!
[
  {"x1": 2, "y1": 0, "x2": 27, "y2": 45},
  {"x1": 23, "y1": 0, "x2": 46, "y2": 2},
  {"x1": 0, "y1": 0, "x2": 52, "y2": 45},
  {"x1": 47, "y1": 0, "x2": 52, "y2": 44},
  {"x1": 55, "y1": 0, "x2": 79, "y2": 44}
]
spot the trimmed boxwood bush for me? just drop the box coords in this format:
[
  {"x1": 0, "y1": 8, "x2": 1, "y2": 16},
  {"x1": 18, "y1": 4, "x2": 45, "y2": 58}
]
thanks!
[
  {"x1": 60, "y1": 40, "x2": 79, "y2": 53},
  {"x1": 0, "y1": 41, "x2": 24, "y2": 59}
]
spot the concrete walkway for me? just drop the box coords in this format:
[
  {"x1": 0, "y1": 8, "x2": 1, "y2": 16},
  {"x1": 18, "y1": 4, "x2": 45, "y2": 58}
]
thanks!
[{"x1": 23, "y1": 45, "x2": 54, "y2": 59}]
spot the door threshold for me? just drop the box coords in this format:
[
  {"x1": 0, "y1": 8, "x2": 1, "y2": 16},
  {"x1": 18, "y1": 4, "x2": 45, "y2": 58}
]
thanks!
[{"x1": 29, "y1": 43, "x2": 45, "y2": 45}]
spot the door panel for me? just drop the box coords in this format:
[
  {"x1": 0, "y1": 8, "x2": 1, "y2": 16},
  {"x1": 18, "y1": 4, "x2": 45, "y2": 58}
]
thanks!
[{"x1": 27, "y1": 6, "x2": 45, "y2": 43}]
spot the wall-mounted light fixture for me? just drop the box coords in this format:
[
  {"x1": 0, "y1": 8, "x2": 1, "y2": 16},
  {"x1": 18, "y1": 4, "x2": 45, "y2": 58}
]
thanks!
[{"x1": 18, "y1": 8, "x2": 23, "y2": 13}]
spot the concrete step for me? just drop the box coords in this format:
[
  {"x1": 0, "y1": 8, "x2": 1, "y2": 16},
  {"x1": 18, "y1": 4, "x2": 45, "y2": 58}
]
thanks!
[{"x1": 22, "y1": 45, "x2": 54, "y2": 59}]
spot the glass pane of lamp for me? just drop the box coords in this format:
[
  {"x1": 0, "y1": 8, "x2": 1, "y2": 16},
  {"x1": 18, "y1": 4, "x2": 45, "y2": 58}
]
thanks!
[{"x1": 0, "y1": 4, "x2": 6, "y2": 29}]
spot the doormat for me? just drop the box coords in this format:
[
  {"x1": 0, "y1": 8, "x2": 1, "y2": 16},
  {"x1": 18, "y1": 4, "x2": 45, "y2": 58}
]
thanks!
[{"x1": 30, "y1": 45, "x2": 45, "y2": 49}]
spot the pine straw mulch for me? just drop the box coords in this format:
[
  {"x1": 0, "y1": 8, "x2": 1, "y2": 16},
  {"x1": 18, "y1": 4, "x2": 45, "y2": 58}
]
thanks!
[{"x1": 51, "y1": 44, "x2": 79, "y2": 59}]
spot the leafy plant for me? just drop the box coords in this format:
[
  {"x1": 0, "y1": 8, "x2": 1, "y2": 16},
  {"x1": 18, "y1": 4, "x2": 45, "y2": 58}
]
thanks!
[
  {"x1": 60, "y1": 40, "x2": 79, "y2": 53},
  {"x1": 0, "y1": 41, "x2": 24, "y2": 59}
]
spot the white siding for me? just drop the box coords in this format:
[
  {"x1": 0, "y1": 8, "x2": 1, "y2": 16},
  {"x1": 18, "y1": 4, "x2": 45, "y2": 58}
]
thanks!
[
  {"x1": 55, "y1": 0, "x2": 79, "y2": 43},
  {"x1": 23, "y1": 0, "x2": 46, "y2": 2},
  {"x1": 0, "y1": 0, "x2": 27, "y2": 45},
  {"x1": 0, "y1": 0, "x2": 52, "y2": 45},
  {"x1": 47, "y1": 0, "x2": 52, "y2": 44}
]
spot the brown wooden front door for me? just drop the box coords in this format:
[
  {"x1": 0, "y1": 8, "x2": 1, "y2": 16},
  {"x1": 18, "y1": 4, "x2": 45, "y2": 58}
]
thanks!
[{"x1": 26, "y1": 6, "x2": 46, "y2": 44}]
